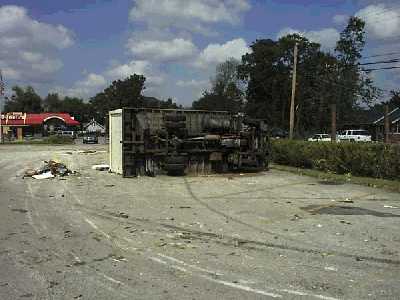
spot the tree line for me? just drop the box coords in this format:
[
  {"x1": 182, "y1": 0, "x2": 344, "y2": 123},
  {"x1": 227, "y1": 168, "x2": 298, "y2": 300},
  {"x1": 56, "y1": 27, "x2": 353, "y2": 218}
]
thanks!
[
  {"x1": 193, "y1": 17, "x2": 396, "y2": 136},
  {"x1": 3, "y1": 74, "x2": 180, "y2": 125}
]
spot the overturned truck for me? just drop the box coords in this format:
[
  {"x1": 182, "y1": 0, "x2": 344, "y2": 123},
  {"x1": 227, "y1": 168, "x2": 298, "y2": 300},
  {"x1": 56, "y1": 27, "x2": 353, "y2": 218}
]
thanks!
[{"x1": 109, "y1": 108, "x2": 270, "y2": 177}]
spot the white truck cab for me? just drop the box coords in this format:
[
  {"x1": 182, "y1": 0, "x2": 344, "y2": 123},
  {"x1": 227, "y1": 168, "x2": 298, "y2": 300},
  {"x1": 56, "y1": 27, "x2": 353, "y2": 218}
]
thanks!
[{"x1": 337, "y1": 130, "x2": 371, "y2": 142}]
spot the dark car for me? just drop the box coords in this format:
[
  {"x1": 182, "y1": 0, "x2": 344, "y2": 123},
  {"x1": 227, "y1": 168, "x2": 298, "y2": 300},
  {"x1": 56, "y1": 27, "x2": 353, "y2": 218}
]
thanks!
[{"x1": 83, "y1": 134, "x2": 98, "y2": 144}]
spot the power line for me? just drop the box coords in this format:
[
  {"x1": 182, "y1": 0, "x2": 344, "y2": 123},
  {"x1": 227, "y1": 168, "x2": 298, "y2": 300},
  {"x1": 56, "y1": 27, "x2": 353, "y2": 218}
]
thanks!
[
  {"x1": 362, "y1": 51, "x2": 400, "y2": 59},
  {"x1": 359, "y1": 59, "x2": 400, "y2": 66},
  {"x1": 363, "y1": 66, "x2": 400, "y2": 72}
]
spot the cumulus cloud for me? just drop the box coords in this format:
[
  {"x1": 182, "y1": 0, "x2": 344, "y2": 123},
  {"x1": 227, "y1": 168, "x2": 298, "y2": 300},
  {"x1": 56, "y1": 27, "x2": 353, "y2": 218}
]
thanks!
[
  {"x1": 54, "y1": 73, "x2": 107, "y2": 98},
  {"x1": 106, "y1": 60, "x2": 165, "y2": 86},
  {"x1": 176, "y1": 79, "x2": 209, "y2": 87},
  {"x1": 127, "y1": 38, "x2": 197, "y2": 62},
  {"x1": 129, "y1": 0, "x2": 250, "y2": 34},
  {"x1": 277, "y1": 27, "x2": 340, "y2": 51},
  {"x1": 333, "y1": 14, "x2": 349, "y2": 26},
  {"x1": 0, "y1": 5, "x2": 74, "y2": 83},
  {"x1": 356, "y1": 4, "x2": 400, "y2": 40},
  {"x1": 194, "y1": 38, "x2": 249, "y2": 69}
]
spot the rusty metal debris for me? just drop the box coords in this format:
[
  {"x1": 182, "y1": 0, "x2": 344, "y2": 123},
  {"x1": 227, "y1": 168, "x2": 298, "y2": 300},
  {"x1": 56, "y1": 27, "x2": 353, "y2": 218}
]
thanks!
[{"x1": 24, "y1": 160, "x2": 74, "y2": 179}]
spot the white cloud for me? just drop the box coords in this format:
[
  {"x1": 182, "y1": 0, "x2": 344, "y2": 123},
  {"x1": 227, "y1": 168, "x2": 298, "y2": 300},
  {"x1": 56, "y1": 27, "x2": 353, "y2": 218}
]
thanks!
[
  {"x1": 277, "y1": 27, "x2": 340, "y2": 51},
  {"x1": 129, "y1": 0, "x2": 250, "y2": 34},
  {"x1": 176, "y1": 79, "x2": 209, "y2": 87},
  {"x1": 54, "y1": 73, "x2": 107, "y2": 98},
  {"x1": 333, "y1": 14, "x2": 349, "y2": 26},
  {"x1": 356, "y1": 4, "x2": 400, "y2": 39},
  {"x1": 80, "y1": 73, "x2": 106, "y2": 88},
  {"x1": 195, "y1": 38, "x2": 249, "y2": 69},
  {"x1": 127, "y1": 38, "x2": 197, "y2": 62},
  {"x1": 0, "y1": 5, "x2": 74, "y2": 83},
  {"x1": 106, "y1": 60, "x2": 165, "y2": 86}
]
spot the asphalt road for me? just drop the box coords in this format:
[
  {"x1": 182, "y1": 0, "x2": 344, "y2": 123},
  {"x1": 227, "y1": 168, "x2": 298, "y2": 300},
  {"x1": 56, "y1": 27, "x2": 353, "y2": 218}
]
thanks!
[{"x1": 0, "y1": 144, "x2": 399, "y2": 300}]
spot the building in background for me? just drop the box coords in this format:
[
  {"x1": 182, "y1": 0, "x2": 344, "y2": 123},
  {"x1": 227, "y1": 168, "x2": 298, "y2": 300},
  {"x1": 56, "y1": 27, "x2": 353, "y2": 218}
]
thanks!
[
  {"x1": 372, "y1": 107, "x2": 400, "y2": 143},
  {"x1": 83, "y1": 118, "x2": 106, "y2": 135},
  {"x1": 0, "y1": 112, "x2": 80, "y2": 140}
]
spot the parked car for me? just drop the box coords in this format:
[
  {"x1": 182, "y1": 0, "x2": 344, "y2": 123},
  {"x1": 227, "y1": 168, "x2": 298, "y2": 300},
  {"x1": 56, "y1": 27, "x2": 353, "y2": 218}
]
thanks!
[
  {"x1": 337, "y1": 130, "x2": 371, "y2": 142},
  {"x1": 83, "y1": 134, "x2": 98, "y2": 144},
  {"x1": 308, "y1": 134, "x2": 331, "y2": 142},
  {"x1": 57, "y1": 130, "x2": 76, "y2": 139}
]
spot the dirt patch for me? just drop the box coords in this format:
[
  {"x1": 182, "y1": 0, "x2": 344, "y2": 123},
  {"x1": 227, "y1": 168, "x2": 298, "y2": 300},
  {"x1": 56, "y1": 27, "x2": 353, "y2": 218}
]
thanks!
[{"x1": 302, "y1": 205, "x2": 400, "y2": 218}]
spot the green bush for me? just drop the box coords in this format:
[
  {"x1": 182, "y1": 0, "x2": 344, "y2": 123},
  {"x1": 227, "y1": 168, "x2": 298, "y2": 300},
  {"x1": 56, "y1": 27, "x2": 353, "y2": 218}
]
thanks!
[
  {"x1": 10, "y1": 135, "x2": 74, "y2": 145},
  {"x1": 41, "y1": 135, "x2": 74, "y2": 144},
  {"x1": 271, "y1": 140, "x2": 400, "y2": 180}
]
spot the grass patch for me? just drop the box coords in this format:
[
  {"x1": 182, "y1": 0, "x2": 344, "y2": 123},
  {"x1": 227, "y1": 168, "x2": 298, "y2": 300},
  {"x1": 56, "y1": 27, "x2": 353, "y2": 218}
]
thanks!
[{"x1": 271, "y1": 164, "x2": 400, "y2": 193}]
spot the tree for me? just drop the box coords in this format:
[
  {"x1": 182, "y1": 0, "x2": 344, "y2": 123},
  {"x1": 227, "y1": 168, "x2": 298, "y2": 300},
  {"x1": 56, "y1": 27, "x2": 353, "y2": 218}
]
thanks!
[
  {"x1": 43, "y1": 93, "x2": 62, "y2": 112},
  {"x1": 61, "y1": 97, "x2": 91, "y2": 123},
  {"x1": 334, "y1": 17, "x2": 379, "y2": 125},
  {"x1": 90, "y1": 74, "x2": 146, "y2": 122},
  {"x1": 238, "y1": 34, "x2": 331, "y2": 134},
  {"x1": 4, "y1": 86, "x2": 42, "y2": 113},
  {"x1": 192, "y1": 58, "x2": 244, "y2": 112}
]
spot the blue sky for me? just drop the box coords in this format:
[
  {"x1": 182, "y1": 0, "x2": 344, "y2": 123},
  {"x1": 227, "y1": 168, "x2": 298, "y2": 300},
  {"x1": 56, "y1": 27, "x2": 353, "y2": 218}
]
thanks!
[{"x1": 1, "y1": 0, "x2": 399, "y2": 106}]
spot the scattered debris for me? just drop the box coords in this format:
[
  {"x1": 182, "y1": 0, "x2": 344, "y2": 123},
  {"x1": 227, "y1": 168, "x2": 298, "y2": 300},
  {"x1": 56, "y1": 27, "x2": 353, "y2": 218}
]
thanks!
[
  {"x1": 24, "y1": 160, "x2": 74, "y2": 179},
  {"x1": 110, "y1": 212, "x2": 129, "y2": 219},
  {"x1": 11, "y1": 208, "x2": 28, "y2": 213},
  {"x1": 92, "y1": 164, "x2": 110, "y2": 171},
  {"x1": 383, "y1": 205, "x2": 398, "y2": 209},
  {"x1": 339, "y1": 198, "x2": 354, "y2": 203},
  {"x1": 290, "y1": 214, "x2": 302, "y2": 221},
  {"x1": 77, "y1": 150, "x2": 97, "y2": 154},
  {"x1": 339, "y1": 220, "x2": 352, "y2": 225},
  {"x1": 33, "y1": 171, "x2": 54, "y2": 180}
]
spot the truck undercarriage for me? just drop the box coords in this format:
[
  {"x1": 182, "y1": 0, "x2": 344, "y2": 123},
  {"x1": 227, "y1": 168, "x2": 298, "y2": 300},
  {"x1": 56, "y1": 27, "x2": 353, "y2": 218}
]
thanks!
[{"x1": 109, "y1": 108, "x2": 270, "y2": 177}]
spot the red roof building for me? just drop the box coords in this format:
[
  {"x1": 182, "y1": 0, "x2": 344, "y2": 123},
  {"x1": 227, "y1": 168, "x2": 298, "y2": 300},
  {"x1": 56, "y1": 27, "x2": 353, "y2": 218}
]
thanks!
[
  {"x1": 0, "y1": 112, "x2": 80, "y2": 140},
  {"x1": 1, "y1": 112, "x2": 79, "y2": 126}
]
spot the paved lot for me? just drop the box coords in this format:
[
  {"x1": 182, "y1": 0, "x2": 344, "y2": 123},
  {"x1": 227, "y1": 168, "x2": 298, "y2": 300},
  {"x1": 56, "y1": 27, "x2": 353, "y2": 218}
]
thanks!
[{"x1": 0, "y1": 144, "x2": 399, "y2": 300}]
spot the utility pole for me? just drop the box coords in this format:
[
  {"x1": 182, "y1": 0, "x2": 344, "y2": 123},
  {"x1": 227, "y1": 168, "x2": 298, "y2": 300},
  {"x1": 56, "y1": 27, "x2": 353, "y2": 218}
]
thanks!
[
  {"x1": 289, "y1": 43, "x2": 298, "y2": 140},
  {"x1": 0, "y1": 69, "x2": 4, "y2": 143},
  {"x1": 331, "y1": 103, "x2": 336, "y2": 142},
  {"x1": 384, "y1": 104, "x2": 390, "y2": 143}
]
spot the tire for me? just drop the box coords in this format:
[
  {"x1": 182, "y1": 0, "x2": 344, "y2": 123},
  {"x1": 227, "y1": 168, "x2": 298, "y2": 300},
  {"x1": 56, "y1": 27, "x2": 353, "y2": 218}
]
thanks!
[{"x1": 165, "y1": 115, "x2": 186, "y2": 122}]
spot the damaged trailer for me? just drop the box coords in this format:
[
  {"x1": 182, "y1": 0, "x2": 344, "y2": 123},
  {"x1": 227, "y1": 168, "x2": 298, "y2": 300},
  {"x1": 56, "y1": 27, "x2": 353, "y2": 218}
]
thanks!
[{"x1": 109, "y1": 108, "x2": 270, "y2": 177}]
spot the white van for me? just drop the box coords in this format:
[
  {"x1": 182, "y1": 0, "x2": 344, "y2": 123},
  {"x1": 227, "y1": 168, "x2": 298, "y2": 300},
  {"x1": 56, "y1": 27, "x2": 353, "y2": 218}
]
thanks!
[{"x1": 337, "y1": 130, "x2": 371, "y2": 142}]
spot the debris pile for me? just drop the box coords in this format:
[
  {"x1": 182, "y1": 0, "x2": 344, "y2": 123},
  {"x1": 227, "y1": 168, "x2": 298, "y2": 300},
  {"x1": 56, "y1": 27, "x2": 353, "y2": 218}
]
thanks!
[
  {"x1": 91, "y1": 164, "x2": 110, "y2": 171},
  {"x1": 24, "y1": 160, "x2": 74, "y2": 179}
]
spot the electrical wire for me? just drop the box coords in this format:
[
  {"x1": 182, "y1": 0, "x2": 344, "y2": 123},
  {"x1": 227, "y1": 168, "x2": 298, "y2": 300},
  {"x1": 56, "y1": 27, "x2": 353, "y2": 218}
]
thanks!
[
  {"x1": 359, "y1": 59, "x2": 400, "y2": 66},
  {"x1": 362, "y1": 51, "x2": 400, "y2": 60},
  {"x1": 363, "y1": 66, "x2": 400, "y2": 72}
]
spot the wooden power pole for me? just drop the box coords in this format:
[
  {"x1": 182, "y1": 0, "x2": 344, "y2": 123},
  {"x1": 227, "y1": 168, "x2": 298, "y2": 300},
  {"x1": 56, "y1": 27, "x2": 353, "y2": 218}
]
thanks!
[
  {"x1": 289, "y1": 43, "x2": 298, "y2": 140},
  {"x1": 384, "y1": 104, "x2": 390, "y2": 143},
  {"x1": 331, "y1": 103, "x2": 336, "y2": 142}
]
